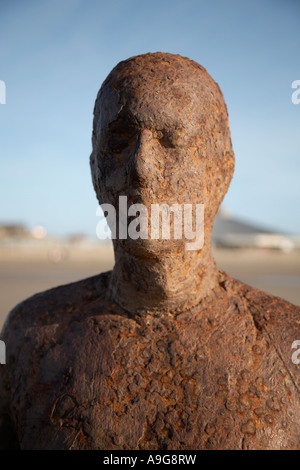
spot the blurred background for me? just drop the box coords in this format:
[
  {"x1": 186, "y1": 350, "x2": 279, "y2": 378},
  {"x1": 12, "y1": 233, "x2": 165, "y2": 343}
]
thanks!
[{"x1": 0, "y1": 0, "x2": 299, "y2": 328}]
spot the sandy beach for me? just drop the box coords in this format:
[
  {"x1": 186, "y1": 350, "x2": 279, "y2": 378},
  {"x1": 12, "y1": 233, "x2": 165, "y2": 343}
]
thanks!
[{"x1": 0, "y1": 244, "x2": 299, "y2": 330}]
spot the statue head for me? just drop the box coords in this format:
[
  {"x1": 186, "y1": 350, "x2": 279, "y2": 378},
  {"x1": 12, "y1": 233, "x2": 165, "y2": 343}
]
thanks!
[{"x1": 90, "y1": 52, "x2": 234, "y2": 257}]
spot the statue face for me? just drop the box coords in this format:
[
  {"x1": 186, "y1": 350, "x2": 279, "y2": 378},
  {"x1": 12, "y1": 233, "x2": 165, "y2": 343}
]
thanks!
[{"x1": 91, "y1": 54, "x2": 234, "y2": 256}]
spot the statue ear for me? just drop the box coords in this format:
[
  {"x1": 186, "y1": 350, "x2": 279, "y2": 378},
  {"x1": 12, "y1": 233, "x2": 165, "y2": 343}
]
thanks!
[{"x1": 90, "y1": 151, "x2": 99, "y2": 199}]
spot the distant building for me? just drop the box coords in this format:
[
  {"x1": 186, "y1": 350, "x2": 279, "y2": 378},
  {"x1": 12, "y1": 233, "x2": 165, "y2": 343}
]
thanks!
[
  {"x1": 0, "y1": 224, "x2": 30, "y2": 239},
  {"x1": 212, "y1": 210, "x2": 298, "y2": 252}
]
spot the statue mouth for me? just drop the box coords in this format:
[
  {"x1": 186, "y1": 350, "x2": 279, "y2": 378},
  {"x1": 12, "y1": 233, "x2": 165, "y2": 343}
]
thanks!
[{"x1": 97, "y1": 195, "x2": 205, "y2": 251}]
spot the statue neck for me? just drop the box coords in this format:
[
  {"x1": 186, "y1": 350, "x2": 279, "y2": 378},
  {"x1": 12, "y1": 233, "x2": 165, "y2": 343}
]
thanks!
[{"x1": 108, "y1": 240, "x2": 219, "y2": 316}]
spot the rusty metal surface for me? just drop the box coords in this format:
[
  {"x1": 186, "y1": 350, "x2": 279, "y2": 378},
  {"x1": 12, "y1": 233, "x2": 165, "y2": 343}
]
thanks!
[{"x1": 0, "y1": 53, "x2": 299, "y2": 449}]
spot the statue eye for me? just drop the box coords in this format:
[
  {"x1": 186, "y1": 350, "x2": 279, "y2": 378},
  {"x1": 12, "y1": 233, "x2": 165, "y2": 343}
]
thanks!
[
  {"x1": 111, "y1": 139, "x2": 129, "y2": 154},
  {"x1": 104, "y1": 117, "x2": 138, "y2": 154},
  {"x1": 106, "y1": 133, "x2": 130, "y2": 154}
]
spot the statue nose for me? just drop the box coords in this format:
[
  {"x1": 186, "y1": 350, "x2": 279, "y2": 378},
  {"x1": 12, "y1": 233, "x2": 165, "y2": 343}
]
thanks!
[{"x1": 126, "y1": 129, "x2": 154, "y2": 188}]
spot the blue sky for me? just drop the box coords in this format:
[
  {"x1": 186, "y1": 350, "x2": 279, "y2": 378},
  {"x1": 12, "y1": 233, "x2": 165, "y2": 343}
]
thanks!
[{"x1": 0, "y1": 0, "x2": 299, "y2": 237}]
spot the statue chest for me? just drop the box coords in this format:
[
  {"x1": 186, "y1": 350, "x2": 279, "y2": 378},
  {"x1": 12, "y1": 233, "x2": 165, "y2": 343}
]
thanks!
[{"x1": 13, "y1": 315, "x2": 298, "y2": 449}]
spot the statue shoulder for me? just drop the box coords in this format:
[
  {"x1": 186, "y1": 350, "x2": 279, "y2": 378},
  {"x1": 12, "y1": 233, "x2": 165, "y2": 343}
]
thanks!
[
  {"x1": 225, "y1": 273, "x2": 300, "y2": 393},
  {"x1": 1, "y1": 271, "x2": 112, "y2": 362}
]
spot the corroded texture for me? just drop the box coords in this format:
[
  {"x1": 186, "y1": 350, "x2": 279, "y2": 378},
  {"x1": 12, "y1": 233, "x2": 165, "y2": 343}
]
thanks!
[
  {"x1": 0, "y1": 272, "x2": 299, "y2": 449},
  {"x1": 0, "y1": 53, "x2": 299, "y2": 449}
]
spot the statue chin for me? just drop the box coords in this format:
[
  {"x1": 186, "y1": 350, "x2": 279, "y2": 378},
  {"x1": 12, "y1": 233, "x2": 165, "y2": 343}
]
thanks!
[{"x1": 115, "y1": 237, "x2": 186, "y2": 259}]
